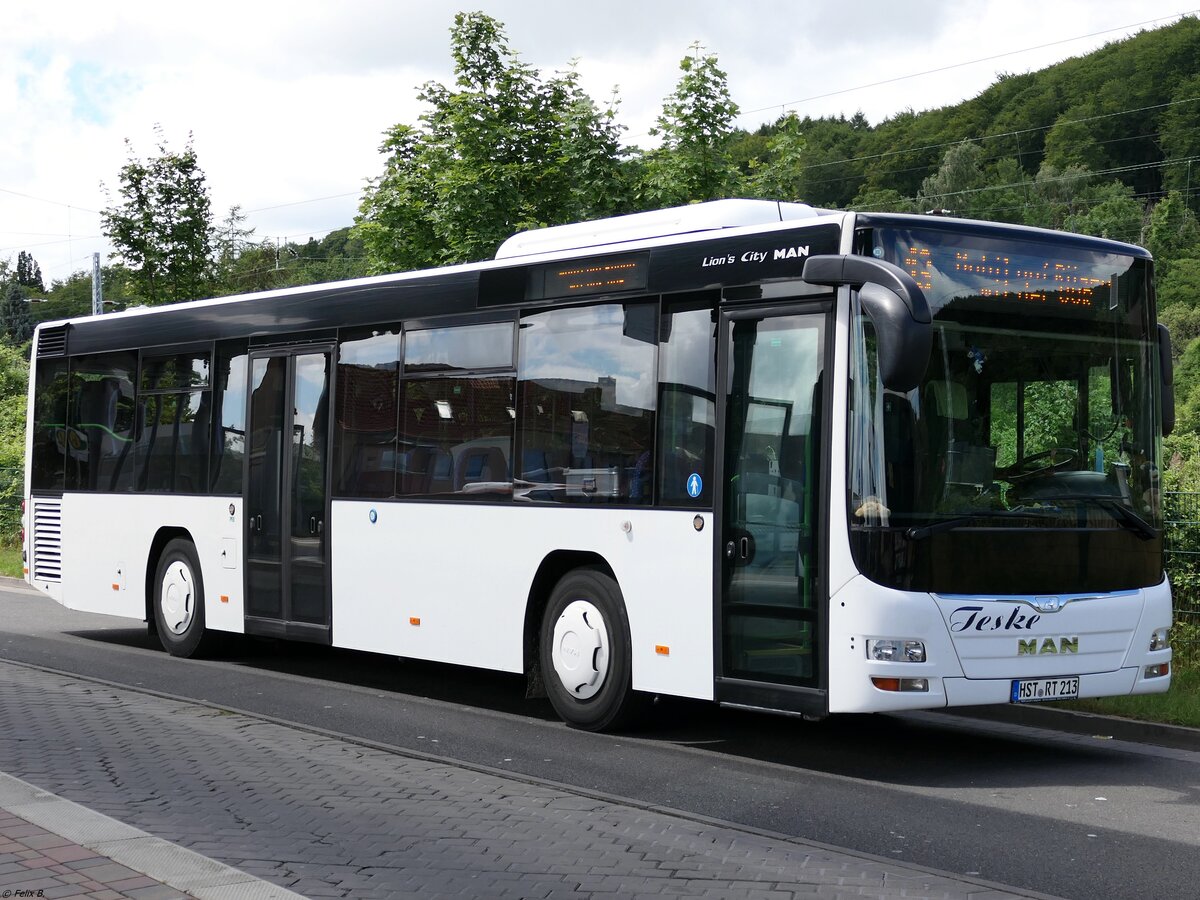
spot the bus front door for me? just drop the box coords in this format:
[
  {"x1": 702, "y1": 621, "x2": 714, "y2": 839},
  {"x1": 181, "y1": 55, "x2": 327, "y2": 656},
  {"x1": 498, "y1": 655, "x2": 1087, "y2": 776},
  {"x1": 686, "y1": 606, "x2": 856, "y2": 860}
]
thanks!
[
  {"x1": 244, "y1": 348, "x2": 333, "y2": 643},
  {"x1": 718, "y1": 306, "x2": 827, "y2": 703}
]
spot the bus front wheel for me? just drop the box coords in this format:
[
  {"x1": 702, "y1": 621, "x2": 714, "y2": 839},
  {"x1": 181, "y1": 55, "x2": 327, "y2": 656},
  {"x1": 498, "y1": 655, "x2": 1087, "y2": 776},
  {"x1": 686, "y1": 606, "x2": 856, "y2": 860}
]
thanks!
[
  {"x1": 540, "y1": 568, "x2": 641, "y2": 731},
  {"x1": 153, "y1": 538, "x2": 207, "y2": 658}
]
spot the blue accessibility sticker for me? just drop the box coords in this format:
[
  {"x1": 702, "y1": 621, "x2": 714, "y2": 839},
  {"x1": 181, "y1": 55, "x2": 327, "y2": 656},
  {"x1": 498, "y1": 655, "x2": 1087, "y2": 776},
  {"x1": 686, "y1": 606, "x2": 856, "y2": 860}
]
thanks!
[{"x1": 687, "y1": 473, "x2": 703, "y2": 498}]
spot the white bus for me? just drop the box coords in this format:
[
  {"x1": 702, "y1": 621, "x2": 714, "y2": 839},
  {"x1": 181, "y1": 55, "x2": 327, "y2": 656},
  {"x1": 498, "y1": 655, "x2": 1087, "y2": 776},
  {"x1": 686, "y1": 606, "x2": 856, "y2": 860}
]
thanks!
[{"x1": 23, "y1": 199, "x2": 1174, "y2": 730}]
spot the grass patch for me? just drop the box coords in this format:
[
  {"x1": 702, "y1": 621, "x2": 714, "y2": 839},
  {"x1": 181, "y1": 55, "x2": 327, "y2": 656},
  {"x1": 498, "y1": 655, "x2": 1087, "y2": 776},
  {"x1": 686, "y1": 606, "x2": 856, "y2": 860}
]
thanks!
[
  {"x1": 1055, "y1": 664, "x2": 1200, "y2": 729},
  {"x1": 0, "y1": 544, "x2": 22, "y2": 579}
]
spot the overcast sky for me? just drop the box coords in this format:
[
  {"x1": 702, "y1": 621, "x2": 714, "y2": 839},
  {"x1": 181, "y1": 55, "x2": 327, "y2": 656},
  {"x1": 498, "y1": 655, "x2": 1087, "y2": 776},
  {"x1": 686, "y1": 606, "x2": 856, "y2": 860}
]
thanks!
[{"x1": 1, "y1": 1, "x2": 1195, "y2": 284}]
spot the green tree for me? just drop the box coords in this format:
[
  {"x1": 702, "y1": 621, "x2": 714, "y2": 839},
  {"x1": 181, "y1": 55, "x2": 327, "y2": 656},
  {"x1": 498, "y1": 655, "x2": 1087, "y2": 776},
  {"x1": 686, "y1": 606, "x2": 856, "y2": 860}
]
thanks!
[
  {"x1": 1022, "y1": 163, "x2": 1095, "y2": 230},
  {"x1": 355, "y1": 12, "x2": 627, "y2": 272},
  {"x1": 917, "y1": 140, "x2": 986, "y2": 216},
  {"x1": 1142, "y1": 192, "x2": 1200, "y2": 276},
  {"x1": 14, "y1": 251, "x2": 44, "y2": 293},
  {"x1": 744, "y1": 112, "x2": 806, "y2": 200},
  {"x1": 641, "y1": 43, "x2": 741, "y2": 206},
  {"x1": 847, "y1": 185, "x2": 919, "y2": 213},
  {"x1": 0, "y1": 342, "x2": 28, "y2": 518},
  {"x1": 101, "y1": 129, "x2": 215, "y2": 305},
  {"x1": 1042, "y1": 107, "x2": 1106, "y2": 172},
  {"x1": 0, "y1": 283, "x2": 33, "y2": 346},
  {"x1": 213, "y1": 205, "x2": 256, "y2": 292},
  {"x1": 1063, "y1": 180, "x2": 1144, "y2": 242}
]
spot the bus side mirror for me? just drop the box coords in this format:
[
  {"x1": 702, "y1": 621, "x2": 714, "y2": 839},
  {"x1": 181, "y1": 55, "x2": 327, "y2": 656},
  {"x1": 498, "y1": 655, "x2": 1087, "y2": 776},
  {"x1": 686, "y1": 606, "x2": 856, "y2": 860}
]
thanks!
[
  {"x1": 1159, "y1": 323, "x2": 1174, "y2": 437},
  {"x1": 802, "y1": 255, "x2": 933, "y2": 392}
]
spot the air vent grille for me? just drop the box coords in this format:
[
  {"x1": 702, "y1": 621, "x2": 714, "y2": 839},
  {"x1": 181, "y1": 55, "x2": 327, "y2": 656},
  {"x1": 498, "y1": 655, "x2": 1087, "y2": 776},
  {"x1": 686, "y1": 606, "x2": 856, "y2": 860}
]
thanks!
[
  {"x1": 36, "y1": 325, "x2": 68, "y2": 358},
  {"x1": 32, "y1": 500, "x2": 62, "y2": 582}
]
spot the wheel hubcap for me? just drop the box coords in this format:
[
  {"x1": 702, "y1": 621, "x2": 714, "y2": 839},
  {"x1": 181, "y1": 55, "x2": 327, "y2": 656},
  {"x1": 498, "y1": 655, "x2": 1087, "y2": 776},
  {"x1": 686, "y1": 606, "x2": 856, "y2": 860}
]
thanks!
[
  {"x1": 160, "y1": 560, "x2": 194, "y2": 636},
  {"x1": 551, "y1": 600, "x2": 609, "y2": 700}
]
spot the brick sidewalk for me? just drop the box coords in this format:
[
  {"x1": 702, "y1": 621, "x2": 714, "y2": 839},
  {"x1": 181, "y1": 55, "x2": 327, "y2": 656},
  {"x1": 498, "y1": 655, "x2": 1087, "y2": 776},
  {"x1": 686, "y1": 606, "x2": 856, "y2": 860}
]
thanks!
[
  {"x1": 0, "y1": 807, "x2": 187, "y2": 898},
  {"x1": 0, "y1": 660, "x2": 1057, "y2": 899}
]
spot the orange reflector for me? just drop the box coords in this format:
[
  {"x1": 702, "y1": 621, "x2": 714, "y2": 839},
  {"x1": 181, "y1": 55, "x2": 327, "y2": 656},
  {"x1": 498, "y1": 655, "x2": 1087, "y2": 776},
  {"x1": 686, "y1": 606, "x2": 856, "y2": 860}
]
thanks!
[
  {"x1": 220, "y1": 595, "x2": 230, "y2": 604},
  {"x1": 111, "y1": 583, "x2": 120, "y2": 591},
  {"x1": 871, "y1": 677, "x2": 902, "y2": 692},
  {"x1": 410, "y1": 617, "x2": 421, "y2": 626},
  {"x1": 655, "y1": 645, "x2": 670, "y2": 656}
]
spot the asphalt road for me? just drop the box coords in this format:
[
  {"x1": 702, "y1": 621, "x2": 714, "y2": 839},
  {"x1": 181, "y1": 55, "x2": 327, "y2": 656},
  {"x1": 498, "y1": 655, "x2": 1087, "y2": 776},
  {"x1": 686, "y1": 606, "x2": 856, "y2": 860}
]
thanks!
[{"x1": 2, "y1": 580, "x2": 1198, "y2": 900}]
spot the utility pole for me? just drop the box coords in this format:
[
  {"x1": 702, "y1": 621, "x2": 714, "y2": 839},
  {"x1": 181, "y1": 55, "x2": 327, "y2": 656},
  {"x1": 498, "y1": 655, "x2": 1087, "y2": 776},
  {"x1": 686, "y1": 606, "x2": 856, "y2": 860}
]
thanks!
[{"x1": 91, "y1": 252, "x2": 103, "y2": 316}]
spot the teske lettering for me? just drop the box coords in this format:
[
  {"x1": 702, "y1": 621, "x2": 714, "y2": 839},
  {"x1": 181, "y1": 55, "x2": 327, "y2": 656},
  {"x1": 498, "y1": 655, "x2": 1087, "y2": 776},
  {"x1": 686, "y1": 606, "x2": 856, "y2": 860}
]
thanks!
[{"x1": 949, "y1": 605, "x2": 1042, "y2": 632}]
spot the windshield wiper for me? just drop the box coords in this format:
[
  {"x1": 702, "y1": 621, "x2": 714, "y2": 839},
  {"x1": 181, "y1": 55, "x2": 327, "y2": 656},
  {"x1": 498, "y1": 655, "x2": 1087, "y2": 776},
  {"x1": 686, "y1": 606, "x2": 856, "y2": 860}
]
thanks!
[
  {"x1": 905, "y1": 509, "x2": 1058, "y2": 540},
  {"x1": 1035, "y1": 494, "x2": 1159, "y2": 541}
]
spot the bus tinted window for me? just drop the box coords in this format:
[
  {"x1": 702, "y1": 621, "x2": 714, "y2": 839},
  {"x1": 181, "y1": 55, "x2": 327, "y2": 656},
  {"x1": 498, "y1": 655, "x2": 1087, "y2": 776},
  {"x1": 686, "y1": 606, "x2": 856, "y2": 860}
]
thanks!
[
  {"x1": 140, "y1": 353, "x2": 210, "y2": 391},
  {"x1": 657, "y1": 302, "x2": 716, "y2": 506},
  {"x1": 404, "y1": 321, "x2": 514, "y2": 373},
  {"x1": 138, "y1": 391, "x2": 210, "y2": 492},
  {"x1": 30, "y1": 358, "x2": 69, "y2": 493},
  {"x1": 517, "y1": 303, "x2": 657, "y2": 504},
  {"x1": 210, "y1": 341, "x2": 248, "y2": 494},
  {"x1": 334, "y1": 327, "x2": 400, "y2": 498},
  {"x1": 66, "y1": 352, "x2": 137, "y2": 492},
  {"x1": 398, "y1": 377, "x2": 515, "y2": 499}
]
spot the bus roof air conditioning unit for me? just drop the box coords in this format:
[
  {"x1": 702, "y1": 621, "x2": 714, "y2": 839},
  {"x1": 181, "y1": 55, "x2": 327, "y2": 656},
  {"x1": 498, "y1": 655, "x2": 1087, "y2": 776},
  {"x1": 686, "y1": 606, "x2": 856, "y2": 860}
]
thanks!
[{"x1": 495, "y1": 199, "x2": 820, "y2": 259}]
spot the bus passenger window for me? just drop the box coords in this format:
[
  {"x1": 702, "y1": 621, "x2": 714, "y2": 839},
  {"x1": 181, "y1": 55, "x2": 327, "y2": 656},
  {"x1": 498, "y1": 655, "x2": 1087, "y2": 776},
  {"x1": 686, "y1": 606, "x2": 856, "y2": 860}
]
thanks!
[
  {"x1": 334, "y1": 327, "x2": 400, "y2": 498},
  {"x1": 66, "y1": 352, "x2": 137, "y2": 493},
  {"x1": 516, "y1": 303, "x2": 657, "y2": 504},
  {"x1": 657, "y1": 301, "x2": 716, "y2": 506}
]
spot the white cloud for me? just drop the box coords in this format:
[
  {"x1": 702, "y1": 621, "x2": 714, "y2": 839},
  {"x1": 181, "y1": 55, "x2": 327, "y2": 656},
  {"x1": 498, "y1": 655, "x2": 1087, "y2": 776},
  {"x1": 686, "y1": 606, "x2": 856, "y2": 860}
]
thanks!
[{"x1": 0, "y1": 0, "x2": 1191, "y2": 282}]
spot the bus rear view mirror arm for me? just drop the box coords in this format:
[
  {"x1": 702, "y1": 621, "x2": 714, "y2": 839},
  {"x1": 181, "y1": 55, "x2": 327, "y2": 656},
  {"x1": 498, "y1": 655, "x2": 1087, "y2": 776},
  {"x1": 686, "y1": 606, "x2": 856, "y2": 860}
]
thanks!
[{"x1": 802, "y1": 254, "x2": 933, "y2": 392}]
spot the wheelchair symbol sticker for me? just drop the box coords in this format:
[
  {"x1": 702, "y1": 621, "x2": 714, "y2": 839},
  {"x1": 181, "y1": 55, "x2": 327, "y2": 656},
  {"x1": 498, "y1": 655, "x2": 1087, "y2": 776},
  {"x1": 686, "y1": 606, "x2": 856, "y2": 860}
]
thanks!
[{"x1": 687, "y1": 473, "x2": 703, "y2": 498}]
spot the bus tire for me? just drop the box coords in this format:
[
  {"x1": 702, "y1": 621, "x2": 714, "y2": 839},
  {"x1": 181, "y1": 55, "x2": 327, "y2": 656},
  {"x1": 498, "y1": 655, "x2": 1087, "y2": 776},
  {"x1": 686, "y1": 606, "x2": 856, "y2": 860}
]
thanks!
[
  {"x1": 153, "y1": 538, "x2": 207, "y2": 658},
  {"x1": 540, "y1": 568, "x2": 641, "y2": 731}
]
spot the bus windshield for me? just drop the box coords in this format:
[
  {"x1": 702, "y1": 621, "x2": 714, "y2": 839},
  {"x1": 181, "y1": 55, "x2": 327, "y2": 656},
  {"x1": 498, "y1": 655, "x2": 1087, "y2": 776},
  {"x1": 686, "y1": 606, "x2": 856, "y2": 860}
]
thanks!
[{"x1": 848, "y1": 224, "x2": 1162, "y2": 594}]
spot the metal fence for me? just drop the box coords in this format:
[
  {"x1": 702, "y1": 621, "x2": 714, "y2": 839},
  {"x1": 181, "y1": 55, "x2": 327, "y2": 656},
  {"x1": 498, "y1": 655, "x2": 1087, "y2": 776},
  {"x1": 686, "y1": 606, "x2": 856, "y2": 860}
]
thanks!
[
  {"x1": 1164, "y1": 491, "x2": 1200, "y2": 667},
  {"x1": 0, "y1": 468, "x2": 18, "y2": 548}
]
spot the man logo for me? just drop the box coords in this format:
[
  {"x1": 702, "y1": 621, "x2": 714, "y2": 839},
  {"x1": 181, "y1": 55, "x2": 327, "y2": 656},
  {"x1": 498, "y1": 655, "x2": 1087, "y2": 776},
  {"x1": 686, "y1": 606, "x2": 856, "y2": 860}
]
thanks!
[{"x1": 1018, "y1": 637, "x2": 1079, "y2": 656}]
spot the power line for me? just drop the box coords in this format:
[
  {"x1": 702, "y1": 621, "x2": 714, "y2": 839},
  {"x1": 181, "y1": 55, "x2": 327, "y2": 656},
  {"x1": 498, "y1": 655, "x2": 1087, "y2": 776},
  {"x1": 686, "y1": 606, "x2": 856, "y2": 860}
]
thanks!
[
  {"x1": 0, "y1": 185, "x2": 100, "y2": 215},
  {"x1": 736, "y1": 9, "x2": 1200, "y2": 120}
]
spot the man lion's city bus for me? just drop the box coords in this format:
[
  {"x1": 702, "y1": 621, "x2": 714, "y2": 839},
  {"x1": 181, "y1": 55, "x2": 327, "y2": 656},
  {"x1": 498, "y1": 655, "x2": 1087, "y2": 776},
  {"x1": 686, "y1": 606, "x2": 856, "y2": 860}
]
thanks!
[{"x1": 22, "y1": 200, "x2": 1174, "y2": 730}]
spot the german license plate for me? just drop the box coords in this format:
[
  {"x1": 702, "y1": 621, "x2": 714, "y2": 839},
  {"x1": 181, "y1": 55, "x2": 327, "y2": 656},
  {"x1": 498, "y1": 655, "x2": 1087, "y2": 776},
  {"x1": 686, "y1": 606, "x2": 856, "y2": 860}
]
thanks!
[{"x1": 1011, "y1": 676, "x2": 1080, "y2": 703}]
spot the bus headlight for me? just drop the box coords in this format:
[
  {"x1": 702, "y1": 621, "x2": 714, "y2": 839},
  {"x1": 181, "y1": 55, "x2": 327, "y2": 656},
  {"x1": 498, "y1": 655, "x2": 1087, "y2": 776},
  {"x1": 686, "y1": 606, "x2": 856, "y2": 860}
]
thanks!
[
  {"x1": 1149, "y1": 628, "x2": 1170, "y2": 652},
  {"x1": 867, "y1": 639, "x2": 926, "y2": 663}
]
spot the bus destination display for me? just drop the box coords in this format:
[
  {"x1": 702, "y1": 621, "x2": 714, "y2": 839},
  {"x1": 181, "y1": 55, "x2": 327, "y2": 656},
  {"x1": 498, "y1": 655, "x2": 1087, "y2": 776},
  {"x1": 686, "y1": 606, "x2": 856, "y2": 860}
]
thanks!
[
  {"x1": 531, "y1": 254, "x2": 649, "y2": 301},
  {"x1": 902, "y1": 243, "x2": 1110, "y2": 311}
]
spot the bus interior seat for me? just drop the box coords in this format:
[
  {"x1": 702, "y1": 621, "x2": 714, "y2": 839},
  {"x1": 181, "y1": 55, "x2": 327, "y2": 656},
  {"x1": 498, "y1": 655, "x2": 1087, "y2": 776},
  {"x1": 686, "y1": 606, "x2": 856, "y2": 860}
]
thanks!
[{"x1": 455, "y1": 445, "x2": 508, "y2": 490}]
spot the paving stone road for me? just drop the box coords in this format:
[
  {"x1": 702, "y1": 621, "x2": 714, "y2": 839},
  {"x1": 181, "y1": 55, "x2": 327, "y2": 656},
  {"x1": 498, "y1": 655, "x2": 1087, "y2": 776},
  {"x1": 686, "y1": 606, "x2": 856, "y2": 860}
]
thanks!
[{"x1": 0, "y1": 659, "x2": 1056, "y2": 899}]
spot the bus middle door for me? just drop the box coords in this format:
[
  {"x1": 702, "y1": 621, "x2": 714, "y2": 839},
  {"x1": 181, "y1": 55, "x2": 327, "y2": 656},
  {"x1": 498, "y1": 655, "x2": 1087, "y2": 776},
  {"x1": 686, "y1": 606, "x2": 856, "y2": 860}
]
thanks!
[{"x1": 244, "y1": 347, "x2": 334, "y2": 643}]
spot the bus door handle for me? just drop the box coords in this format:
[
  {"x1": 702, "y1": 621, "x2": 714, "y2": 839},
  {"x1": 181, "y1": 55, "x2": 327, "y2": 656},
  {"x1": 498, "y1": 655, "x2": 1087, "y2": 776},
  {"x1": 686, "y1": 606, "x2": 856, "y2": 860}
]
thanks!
[
  {"x1": 724, "y1": 534, "x2": 754, "y2": 563},
  {"x1": 310, "y1": 517, "x2": 323, "y2": 536},
  {"x1": 253, "y1": 514, "x2": 262, "y2": 533}
]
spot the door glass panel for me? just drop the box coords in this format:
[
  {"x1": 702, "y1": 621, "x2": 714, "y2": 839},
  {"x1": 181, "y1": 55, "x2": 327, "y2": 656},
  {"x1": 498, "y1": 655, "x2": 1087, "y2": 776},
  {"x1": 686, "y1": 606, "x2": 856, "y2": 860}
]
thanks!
[
  {"x1": 290, "y1": 353, "x2": 330, "y2": 624},
  {"x1": 247, "y1": 356, "x2": 287, "y2": 618},
  {"x1": 723, "y1": 312, "x2": 824, "y2": 684}
]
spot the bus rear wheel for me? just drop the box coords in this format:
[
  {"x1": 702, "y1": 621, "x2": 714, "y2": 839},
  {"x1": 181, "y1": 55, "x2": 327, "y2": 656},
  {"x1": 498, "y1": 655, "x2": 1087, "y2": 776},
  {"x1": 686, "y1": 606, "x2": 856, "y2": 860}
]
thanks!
[
  {"x1": 540, "y1": 568, "x2": 641, "y2": 731},
  {"x1": 153, "y1": 538, "x2": 207, "y2": 658}
]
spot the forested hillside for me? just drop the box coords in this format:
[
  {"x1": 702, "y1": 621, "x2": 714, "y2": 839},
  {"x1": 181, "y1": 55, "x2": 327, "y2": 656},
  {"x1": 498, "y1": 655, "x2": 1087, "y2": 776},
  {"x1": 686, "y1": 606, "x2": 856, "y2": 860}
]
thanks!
[{"x1": 5, "y1": 12, "x2": 1200, "y2": 519}]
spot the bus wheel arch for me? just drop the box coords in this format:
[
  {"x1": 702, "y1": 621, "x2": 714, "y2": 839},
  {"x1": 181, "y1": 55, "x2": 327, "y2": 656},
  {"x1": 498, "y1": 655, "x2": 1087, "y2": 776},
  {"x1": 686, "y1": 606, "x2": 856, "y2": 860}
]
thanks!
[
  {"x1": 528, "y1": 555, "x2": 642, "y2": 731},
  {"x1": 146, "y1": 528, "x2": 207, "y2": 657},
  {"x1": 523, "y1": 551, "x2": 612, "y2": 692}
]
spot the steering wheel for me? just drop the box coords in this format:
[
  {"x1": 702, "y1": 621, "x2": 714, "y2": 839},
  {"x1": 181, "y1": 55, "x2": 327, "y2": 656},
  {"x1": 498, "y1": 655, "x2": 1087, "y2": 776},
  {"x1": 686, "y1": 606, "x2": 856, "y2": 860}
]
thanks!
[{"x1": 999, "y1": 447, "x2": 1078, "y2": 482}]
